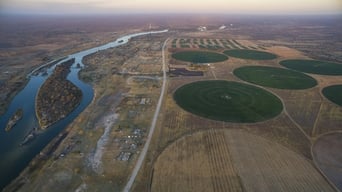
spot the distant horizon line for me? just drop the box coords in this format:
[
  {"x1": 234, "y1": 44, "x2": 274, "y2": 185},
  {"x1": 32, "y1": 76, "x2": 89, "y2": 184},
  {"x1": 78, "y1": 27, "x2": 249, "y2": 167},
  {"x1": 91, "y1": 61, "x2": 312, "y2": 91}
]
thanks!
[{"x1": 1, "y1": 12, "x2": 342, "y2": 17}]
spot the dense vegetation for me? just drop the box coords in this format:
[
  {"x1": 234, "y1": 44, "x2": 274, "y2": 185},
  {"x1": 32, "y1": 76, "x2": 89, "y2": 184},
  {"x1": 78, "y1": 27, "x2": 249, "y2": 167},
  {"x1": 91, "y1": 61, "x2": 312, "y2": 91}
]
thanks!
[
  {"x1": 36, "y1": 58, "x2": 82, "y2": 129},
  {"x1": 234, "y1": 66, "x2": 317, "y2": 89},
  {"x1": 223, "y1": 49, "x2": 277, "y2": 60},
  {"x1": 322, "y1": 85, "x2": 342, "y2": 106},
  {"x1": 172, "y1": 51, "x2": 228, "y2": 63},
  {"x1": 280, "y1": 59, "x2": 342, "y2": 75},
  {"x1": 173, "y1": 80, "x2": 283, "y2": 123}
]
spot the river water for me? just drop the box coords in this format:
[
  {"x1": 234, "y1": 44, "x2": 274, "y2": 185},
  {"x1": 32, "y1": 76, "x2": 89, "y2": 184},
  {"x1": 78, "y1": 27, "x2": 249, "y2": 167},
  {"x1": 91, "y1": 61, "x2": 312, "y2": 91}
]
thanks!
[{"x1": 0, "y1": 29, "x2": 168, "y2": 190}]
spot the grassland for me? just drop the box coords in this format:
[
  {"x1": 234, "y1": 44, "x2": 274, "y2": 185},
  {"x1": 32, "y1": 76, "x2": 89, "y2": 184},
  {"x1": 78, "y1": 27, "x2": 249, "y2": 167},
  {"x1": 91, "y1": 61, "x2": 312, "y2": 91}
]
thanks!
[
  {"x1": 234, "y1": 66, "x2": 317, "y2": 89},
  {"x1": 223, "y1": 49, "x2": 277, "y2": 60},
  {"x1": 280, "y1": 59, "x2": 342, "y2": 75},
  {"x1": 322, "y1": 85, "x2": 342, "y2": 106},
  {"x1": 172, "y1": 51, "x2": 228, "y2": 63},
  {"x1": 173, "y1": 80, "x2": 283, "y2": 123}
]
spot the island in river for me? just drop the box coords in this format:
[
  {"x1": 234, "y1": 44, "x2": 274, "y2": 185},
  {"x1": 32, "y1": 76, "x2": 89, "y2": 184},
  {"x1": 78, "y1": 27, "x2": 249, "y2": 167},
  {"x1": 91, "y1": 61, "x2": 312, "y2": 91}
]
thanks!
[
  {"x1": 5, "y1": 108, "x2": 23, "y2": 131},
  {"x1": 35, "y1": 58, "x2": 82, "y2": 129}
]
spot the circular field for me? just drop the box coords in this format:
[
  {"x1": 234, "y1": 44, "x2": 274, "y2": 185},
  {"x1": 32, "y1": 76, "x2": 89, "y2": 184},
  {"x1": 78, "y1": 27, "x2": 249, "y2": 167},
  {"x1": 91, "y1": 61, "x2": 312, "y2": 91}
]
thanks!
[
  {"x1": 173, "y1": 80, "x2": 283, "y2": 123},
  {"x1": 322, "y1": 85, "x2": 342, "y2": 106},
  {"x1": 223, "y1": 49, "x2": 277, "y2": 60},
  {"x1": 313, "y1": 133, "x2": 342, "y2": 190},
  {"x1": 172, "y1": 51, "x2": 228, "y2": 63},
  {"x1": 280, "y1": 59, "x2": 342, "y2": 75},
  {"x1": 152, "y1": 129, "x2": 335, "y2": 192},
  {"x1": 234, "y1": 66, "x2": 317, "y2": 89}
]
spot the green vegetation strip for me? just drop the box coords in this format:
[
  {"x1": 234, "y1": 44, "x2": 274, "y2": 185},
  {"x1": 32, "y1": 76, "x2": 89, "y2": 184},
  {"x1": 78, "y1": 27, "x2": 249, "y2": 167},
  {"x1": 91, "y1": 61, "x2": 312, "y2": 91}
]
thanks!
[
  {"x1": 322, "y1": 85, "x2": 342, "y2": 106},
  {"x1": 174, "y1": 80, "x2": 283, "y2": 123},
  {"x1": 234, "y1": 66, "x2": 317, "y2": 89},
  {"x1": 280, "y1": 59, "x2": 342, "y2": 75},
  {"x1": 172, "y1": 51, "x2": 228, "y2": 63},
  {"x1": 224, "y1": 49, "x2": 277, "y2": 60}
]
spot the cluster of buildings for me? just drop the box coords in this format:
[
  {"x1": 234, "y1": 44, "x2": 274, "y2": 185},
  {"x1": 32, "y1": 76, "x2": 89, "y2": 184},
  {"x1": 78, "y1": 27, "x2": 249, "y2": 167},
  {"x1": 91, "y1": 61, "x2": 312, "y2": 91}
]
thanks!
[{"x1": 115, "y1": 128, "x2": 144, "y2": 161}]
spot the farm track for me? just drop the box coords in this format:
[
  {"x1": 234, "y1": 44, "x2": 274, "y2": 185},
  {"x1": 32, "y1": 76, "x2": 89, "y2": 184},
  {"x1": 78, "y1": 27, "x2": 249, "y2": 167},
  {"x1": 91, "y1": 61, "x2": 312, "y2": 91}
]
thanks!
[
  {"x1": 249, "y1": 84, "x2": 314, "y2": 143},
  {"x1": 283, "y1": 106, "x2": 311, "y2": 141},
  {"x1": 312, "y1": 101, "x2": 342, "y2": 135},
  {"x1": 311, "y1": 102, "x2": 323, "y2": 137},
  {"x1": 230, "y1": 77, "x2": 313, "y2": 144},
  {"x1": 286, "y1": 100, "x2": 321, "y2": 136}
]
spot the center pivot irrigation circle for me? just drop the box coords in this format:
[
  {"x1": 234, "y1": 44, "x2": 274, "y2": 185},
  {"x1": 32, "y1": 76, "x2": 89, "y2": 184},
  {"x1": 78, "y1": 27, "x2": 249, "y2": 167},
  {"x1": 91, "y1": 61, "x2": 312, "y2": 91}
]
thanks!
[
  {"x1": 174, "y1": 80, "x2": 283, "y2": 123},
  {"x1": 280, "y1": 59, "x2": 342, "y2": 75},
  {"x1": 234, "y1": 66, "x2": 317, "y2": 89},
  {"x1": 322, "y1": 85, "x2": 342, "y2": 106},
  {"x1": 223, "y1": 49, "x2": 278, "y2": 60},
  {"x1": 172, "y1": 51, "x2": 228, "y2": 63}
]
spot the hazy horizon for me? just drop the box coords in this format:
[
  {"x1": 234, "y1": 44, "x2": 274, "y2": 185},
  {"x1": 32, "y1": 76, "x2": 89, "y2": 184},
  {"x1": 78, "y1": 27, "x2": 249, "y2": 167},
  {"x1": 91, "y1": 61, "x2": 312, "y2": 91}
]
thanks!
[{"x1": 1, "y1": 0, "x2": 341, "y2": 15}]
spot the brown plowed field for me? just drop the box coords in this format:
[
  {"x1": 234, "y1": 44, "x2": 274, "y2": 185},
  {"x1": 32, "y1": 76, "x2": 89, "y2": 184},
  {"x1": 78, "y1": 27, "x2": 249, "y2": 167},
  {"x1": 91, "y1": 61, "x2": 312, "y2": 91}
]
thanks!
[
  {"x1": 152, "y1": 129, "x2": 335, "y2": 192},
  {"x1": 313, "y1": 132, "x2": 342, "y2": 191}
]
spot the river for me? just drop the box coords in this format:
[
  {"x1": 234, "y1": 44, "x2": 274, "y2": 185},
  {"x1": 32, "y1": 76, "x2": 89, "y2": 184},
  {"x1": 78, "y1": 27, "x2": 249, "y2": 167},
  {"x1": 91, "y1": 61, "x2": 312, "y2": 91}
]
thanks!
[{"x1": 0, "y1": 29, "x2": 168, "y2": 190}]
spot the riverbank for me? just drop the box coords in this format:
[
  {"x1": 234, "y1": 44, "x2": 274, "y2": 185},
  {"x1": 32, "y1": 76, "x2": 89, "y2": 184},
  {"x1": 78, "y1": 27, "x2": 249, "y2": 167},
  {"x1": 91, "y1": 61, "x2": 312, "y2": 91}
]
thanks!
[
  {"x1": 0, "y1": 75, "x2": 27, "y2": 116},
  {"x1": 1, "y1": 29, "x2": 168, "y2": 191}
]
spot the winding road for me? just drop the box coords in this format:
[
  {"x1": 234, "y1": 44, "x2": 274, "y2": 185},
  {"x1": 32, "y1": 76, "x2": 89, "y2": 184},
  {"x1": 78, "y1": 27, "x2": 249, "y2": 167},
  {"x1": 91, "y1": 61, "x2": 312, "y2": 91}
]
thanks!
[{"x1": 123, "y1": 38, "x2": 169, "y2": 192}]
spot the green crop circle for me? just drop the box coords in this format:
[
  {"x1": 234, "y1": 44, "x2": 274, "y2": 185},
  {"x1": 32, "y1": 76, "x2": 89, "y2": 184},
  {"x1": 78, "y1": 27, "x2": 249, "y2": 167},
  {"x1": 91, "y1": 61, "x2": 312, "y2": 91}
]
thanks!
[
  {"x1": 234, "y1": 66, "x2": 317, "y2": 89},
  {"x1": 174, "y1": 80, "x2": 283, "y2": 123},
  {"x1": 280, "y1": 59, "x2": 342, "y2": 75},
  {"x1": 322, "y1": 85, "x2": 342, "y2": 106},
  {"x1": 224, "y1": 49, "x2": 277, "y2": 60},
  {"x1": 172, "y1": 51, "x2": 228, "y2": 63}
]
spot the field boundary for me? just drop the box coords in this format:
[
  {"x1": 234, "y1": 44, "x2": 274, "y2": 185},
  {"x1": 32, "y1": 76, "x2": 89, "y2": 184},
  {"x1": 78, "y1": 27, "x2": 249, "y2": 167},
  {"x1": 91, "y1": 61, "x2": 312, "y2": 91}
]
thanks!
[{"x1": 311, "y1": 131, "x2": 342, "y2": 192}]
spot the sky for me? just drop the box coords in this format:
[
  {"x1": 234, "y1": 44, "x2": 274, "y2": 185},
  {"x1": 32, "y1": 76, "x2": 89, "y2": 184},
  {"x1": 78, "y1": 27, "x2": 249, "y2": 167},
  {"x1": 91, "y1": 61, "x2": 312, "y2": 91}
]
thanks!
[{"x1": 1, "y1": 0, "x2": 341, "y2": 15}]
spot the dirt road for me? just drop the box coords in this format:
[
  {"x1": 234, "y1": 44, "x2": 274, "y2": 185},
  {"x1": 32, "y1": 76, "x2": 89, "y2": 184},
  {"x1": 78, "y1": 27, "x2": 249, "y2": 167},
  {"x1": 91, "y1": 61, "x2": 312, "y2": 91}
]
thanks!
[{"x1": 123, "y1": 38, "x2": 169, "y2": 192}]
